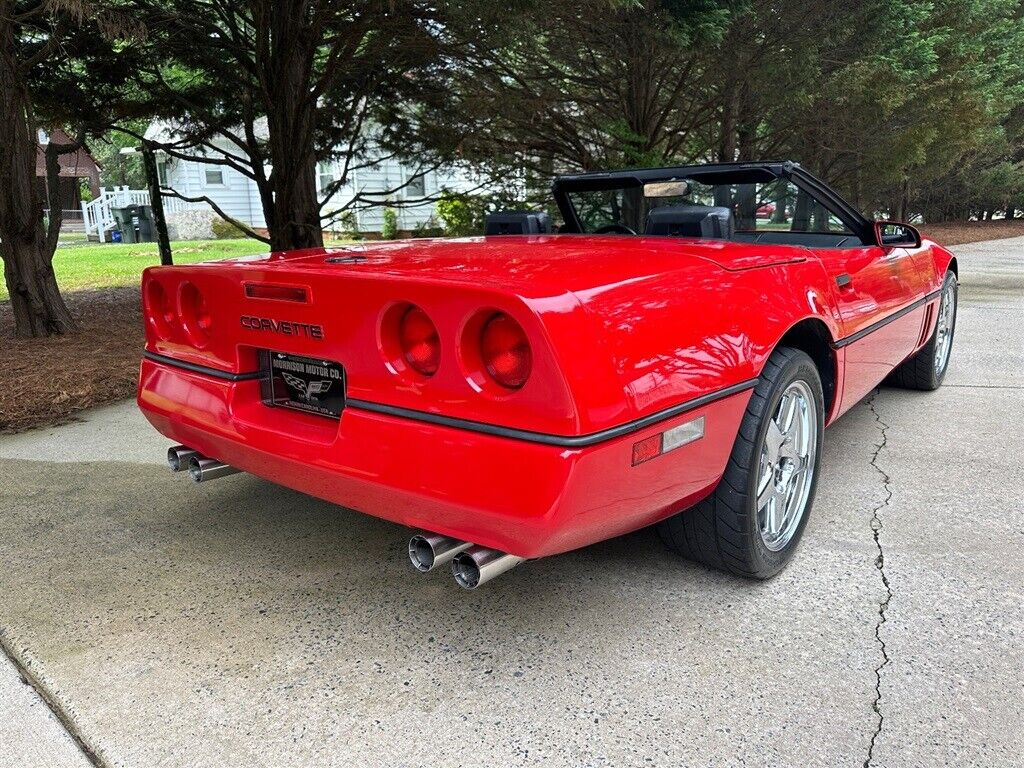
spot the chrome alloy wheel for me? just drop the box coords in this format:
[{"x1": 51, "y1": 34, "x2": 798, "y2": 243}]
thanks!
[
  {"x1": 756, "y1": 380, "x2": 818, "y2": 551},
  {"x1": 934, "y1": 278, "x2": 956, "y2": 376}
]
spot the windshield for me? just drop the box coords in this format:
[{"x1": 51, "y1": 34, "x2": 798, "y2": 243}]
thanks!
[{"x1": 566, "y1": 177, "x2": 852, "y2": 236}]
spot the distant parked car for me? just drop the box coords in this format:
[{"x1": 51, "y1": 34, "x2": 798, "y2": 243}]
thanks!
[{"x1": 757, "y1": 202, "x2": 776, "y2": 218}]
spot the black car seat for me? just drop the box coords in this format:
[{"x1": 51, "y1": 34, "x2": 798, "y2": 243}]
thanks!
[
  {"x1": 645, "y1": 205, "x2": 734, "y2": 240},
  {"x1": 484, "y1": 211, "x2": 551, "y2": 235}
]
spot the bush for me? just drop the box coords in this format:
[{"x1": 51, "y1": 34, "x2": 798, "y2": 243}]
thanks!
[
  {"x1": 211, "y1": 216, "x2": 246, "y2": 239},
  {"x1": 381, "y1": 208, "x2": 399, "y2": 240},
  {"x1": 435, "y1": 192, "x2": 487, "y2": 236},
  {"x1": 412, "y1": 216, "x2": 444, "y2": 238},
  {"x1": 435, "y1": 190, "x2": 545, "y2": 236},
  {"x1": 334, "y1": 210, "x2": 362, "y2": 240}
]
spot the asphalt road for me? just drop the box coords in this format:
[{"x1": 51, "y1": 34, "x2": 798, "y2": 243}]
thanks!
[{"x1": 1, "y1": 238, "x2": 1022, "y2": 768}]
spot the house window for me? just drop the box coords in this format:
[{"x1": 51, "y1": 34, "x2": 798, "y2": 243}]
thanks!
[
  {"x1": 204, "y1": 167, "x2": 225, "y2": 186},
  {"x1": 156, "y1": 158, "x2": 170, "y2": 187},
  {"x1": 318, "y1": 161, "x2": 338, "y2": 192},
  {"x1": 405, "y1": 172, "x2": 426, "y2": 198}
]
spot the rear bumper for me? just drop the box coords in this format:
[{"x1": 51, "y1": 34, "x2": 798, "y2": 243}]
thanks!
[{"x1": 138, "y1": 357, "x2": 749, "y2": 558}]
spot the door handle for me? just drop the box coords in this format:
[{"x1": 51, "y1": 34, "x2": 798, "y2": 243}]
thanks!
[{"x1": 836, "y1": 273, "x2": 852, "y2": 289}]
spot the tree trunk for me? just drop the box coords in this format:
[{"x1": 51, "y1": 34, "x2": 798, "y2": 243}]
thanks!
[
  {"x1": 898, "y1": 177, "x2": 910, "y2": 222},
  {"x1": 717, "y1": 88, "x2": 738, "y2": 163},
  {"x1": 142, "y1": 142, "x2": 173, "y2": 265},
  {"x1": 793, "y1": 189, "x2": 812, "y2": 230},
  {"x1": 0, "y1": 15, "x2": 75, "y2": 337},
  {"x1": 771, "y1": 192, "x2": 788, "y2": 223},
  {"x1": 263, "y1": 3, "x2": 323, "y2": 252},
  {"x1": 734, "y1": 183, "x2": 757, "y2": 230}
]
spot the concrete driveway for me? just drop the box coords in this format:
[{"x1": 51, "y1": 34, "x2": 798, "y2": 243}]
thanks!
[{"x1": 1, "y1": 238, "x2": 1022, "y2": 768}]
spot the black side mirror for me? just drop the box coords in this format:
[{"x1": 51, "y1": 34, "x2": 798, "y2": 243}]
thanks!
[{"x1": 874, "y1": 220, "x2": 921, "y2": 248}]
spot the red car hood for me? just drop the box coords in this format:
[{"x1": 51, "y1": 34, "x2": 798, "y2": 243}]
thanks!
[{"x1": 225, "y1": 235, "x2": 806, "y2": 299}]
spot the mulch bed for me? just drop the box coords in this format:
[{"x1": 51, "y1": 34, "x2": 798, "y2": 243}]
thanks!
[
  {"x1": 920, "y1": 219, "x2": 1024, "y2": 246},
  {"x1": 0, "y1": 288, "x2": 143, "y2": 434}
]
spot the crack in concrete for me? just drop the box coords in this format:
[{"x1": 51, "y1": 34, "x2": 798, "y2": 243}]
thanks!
[
  {"x1": 0, "y1": 628, "x2": 106, "y2": 768},
  {"x1": 864, "y1": 390, "x2": 893, "y2": 768}
]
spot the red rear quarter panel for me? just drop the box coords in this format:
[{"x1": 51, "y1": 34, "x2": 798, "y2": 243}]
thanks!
[{"x1": 566, "y1": 245, "x2": 843, "y2": 423}]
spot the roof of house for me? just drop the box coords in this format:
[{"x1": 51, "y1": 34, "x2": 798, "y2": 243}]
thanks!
[
  {"x1": 35, "y1": 127, "x2": 102, "y2": 178},
  {"x1": 145, "y1": 118, "x2": 270, "y2": 145}
]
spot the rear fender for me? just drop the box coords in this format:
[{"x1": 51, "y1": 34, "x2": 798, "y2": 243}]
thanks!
[{"x1": 568, "y1": 259, "x2": 843, "y2": 426}]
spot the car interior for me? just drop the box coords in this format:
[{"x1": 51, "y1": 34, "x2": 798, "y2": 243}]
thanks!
[{"x1": 485, "y1": 166, "x2": 871, "y2": 248}]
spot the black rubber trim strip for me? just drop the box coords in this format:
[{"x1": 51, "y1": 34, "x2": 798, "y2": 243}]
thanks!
[
  {"x1": 144, "y1": 348, "x2": 756, "y2": 447},
  {"x1": 347, "y1": 379, "x2": 758, "y2": 448},
  {"x1": 832, "y1": 290, "x2": 941, "y2": 349},
  {"x1": 143, "y1": 351, "x2": 262, "y2": 381}
]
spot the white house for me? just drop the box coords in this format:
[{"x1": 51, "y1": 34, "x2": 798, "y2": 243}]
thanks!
[{"x1": 143, "y1": 120, "x2": 476, "y2": 235}]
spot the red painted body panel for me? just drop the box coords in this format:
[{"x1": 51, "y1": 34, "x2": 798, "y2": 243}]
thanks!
[{"x1": 137, "y1": 233, "x2": 952, "y2": 556}]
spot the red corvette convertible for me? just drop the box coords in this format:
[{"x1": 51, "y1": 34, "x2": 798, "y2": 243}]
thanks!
[{"x1": 138, "y1": 161, "x2": 957, "y2": 588}]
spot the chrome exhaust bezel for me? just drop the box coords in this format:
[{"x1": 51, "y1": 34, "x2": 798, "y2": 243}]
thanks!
[
  {"x1": 167, "y1": 445, "x2": 198, "y2": 473},
  {"x1": 187, "y1": 456, "x2": 240, "y2": 483},
  {"x1": 408, "y1": 533, "x2": 473, "y2": 572},
  {"x1": 451, "y1": 546, "x2": 525, "y2": 589}
]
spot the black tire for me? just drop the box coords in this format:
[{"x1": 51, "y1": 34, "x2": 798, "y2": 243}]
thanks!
[
  {"x1": 657, "y1": 347, "x2": 824, "y2": 579},
  {"x1": 886, "y1": 270, "x2": 958, "y2": 391}
]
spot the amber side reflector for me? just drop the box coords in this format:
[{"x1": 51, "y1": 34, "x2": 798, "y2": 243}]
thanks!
[
  {"x1": 631, "y1": 434, "x2": 662, "y2": 466},
  {"x1": 244, "y1": 283, "x2": 308, "y2": 302}
]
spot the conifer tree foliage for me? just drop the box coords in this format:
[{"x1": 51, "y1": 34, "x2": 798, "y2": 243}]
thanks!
[
  {"x1": 0, "y1": 0, "x2": 145, "y2": 337},
  {"x1": 431, "y1": 0, "x2": 1024, "y2": 219},
  {"x1": 130, "y1": 0, "x2": 454, "y2": 251}
]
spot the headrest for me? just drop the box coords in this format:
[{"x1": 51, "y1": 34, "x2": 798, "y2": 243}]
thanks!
[
  {"x1": 484, "y1": 211, "x2": 551, "y2": 235},
  {"x1": 645, "y1": 205, "x2": 734, "y2": 239}
]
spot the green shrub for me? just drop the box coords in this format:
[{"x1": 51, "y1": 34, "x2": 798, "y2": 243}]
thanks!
[
  {"x1": 436, "y1": 192, "x2": 487, "y2": 236},
  {"x1": 412, "y1": 216, "x2": 444, "y2": 238},
  {"x1": 381, "y1": 207, "x2": 399, "y2": 240},
  {"x1": 335, "y1": 210, "x2": 362, "y2": 240},
  {"x1": 211, "y1": 216, "x2": 246, "y2": 239}
]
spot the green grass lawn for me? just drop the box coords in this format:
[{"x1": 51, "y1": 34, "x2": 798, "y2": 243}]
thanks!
[{"x1": 1, "y1": 239, "x2": 269, "y2": 301}]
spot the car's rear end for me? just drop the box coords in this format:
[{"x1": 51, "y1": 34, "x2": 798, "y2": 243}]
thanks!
[{"x1": 138, "y1": 240, "x2": 751, "y2": 582}]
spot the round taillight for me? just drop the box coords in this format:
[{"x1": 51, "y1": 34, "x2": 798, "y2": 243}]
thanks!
[
  {"x1": 480, "y1": 312, "x2": 531, "y2": 389},
  {"x1": 399, "y1": 305, "x2": 440, "y2": 376},
  {"x1": 180, "y1": 282, "x2": 212, "y2": 346},
  {"x1": 146, "y1": 280, "x2": 176, "y2": 338}
]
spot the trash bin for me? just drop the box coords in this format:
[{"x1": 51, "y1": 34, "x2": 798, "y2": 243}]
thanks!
[
  {"x1": 111, "y1": 204, "x2": 156, "y2": 244},
  {"x1": 134, "y1": 204, "x2": 156, "y2": 242},
  {"x1": 111, "y1": 207, "x2": 137, "y2": 243}
]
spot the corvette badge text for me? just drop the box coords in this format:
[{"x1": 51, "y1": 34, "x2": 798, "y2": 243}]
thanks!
[{"x1": 240, "y1": 315, "x2": 324, "y2": 339}]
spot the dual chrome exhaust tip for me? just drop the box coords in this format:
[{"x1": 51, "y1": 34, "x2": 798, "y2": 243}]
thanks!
[
  {"x1": 167, "y1": 445, "x2": 239, "y2": 482},
  {"x1": 409, "y1": 532, "x2": 525, "y2": 589}
]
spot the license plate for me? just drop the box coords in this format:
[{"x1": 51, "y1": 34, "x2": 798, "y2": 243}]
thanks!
[{"x1": 259, "y1": 351, "x2": 346, "y2": 418}]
